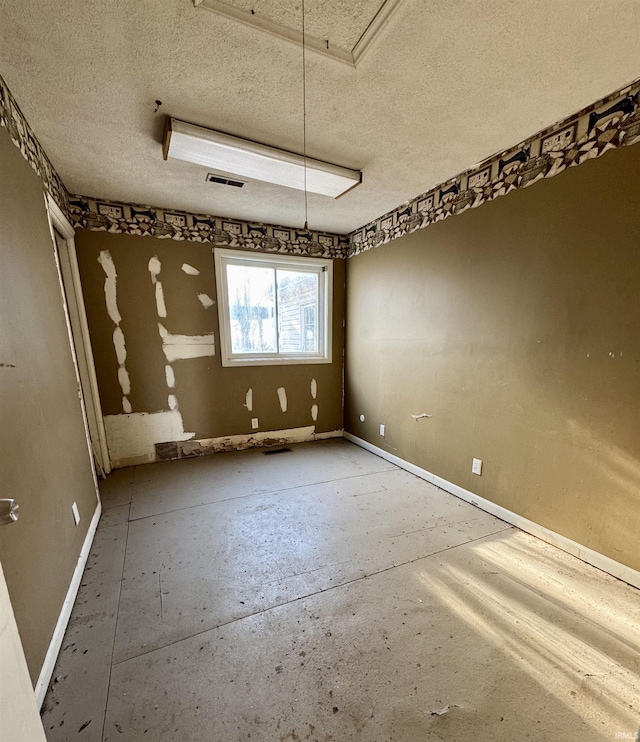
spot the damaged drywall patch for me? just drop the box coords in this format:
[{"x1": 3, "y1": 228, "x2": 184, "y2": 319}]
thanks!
[
  {"x1": 154, "y1": 427, "x2": 343, "y2": 461},
  {"x1": 117, "y1": 366, "x2": 131, "y2": 396},
  {"x1": 277, "y1": 387, "x2": 288, "y2": 413},
  {"x1": 148, "y1": 255, "x2": 167, "y2": 318},
  {"x1": 198, "y1": 293, "x2": 214, "y2": 309},
  {"x1": 98, "y1": 250, "x2": 131, "y2": 413},
  {"x1": 311, "y1": 379, "x2": 318, "y2": 421},
  {"x1": 155, "y1": 283, "x2": 167, "y2": 318},
  {"x1": 148, "y1": 256, "x2": 161, "y2": 282},
  {"x1": 157, "y1": 323, "x2": 215, "y2": 362},
  {"x1": 181, "y1": 263, "x2": 200, "y2": 276},
  {"x1": 98, "y1": 251, "x2": 121, "y2": 324},
  {"x1": 165, "y1": 365, "x2": 175, "y2": 388},
  {"x1": 113, "y1": 327, "x2": 126, "y2": 366},
  {"x1": 104, "y1": 410, "x2": 195, "y2": 467},
  {"x1": 245, "y1": 388, "x2": 253, "y2": 411},
  {"x1": 155, "y1": 425, "x2": 319, "y2": 461}
]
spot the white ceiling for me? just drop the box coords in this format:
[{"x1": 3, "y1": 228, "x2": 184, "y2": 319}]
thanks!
[
  {"x1": 198, "y1": 0, "x2": 391, "y2": 58},
  {"x1": 1, "y1": 0, "x2": 640, "y2": 234}
]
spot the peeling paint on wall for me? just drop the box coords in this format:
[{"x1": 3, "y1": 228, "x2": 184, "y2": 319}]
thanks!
[
  {"x1": 181, "y1": 263, "x2": 200, "y2": 275},
  {"x1": 245, "y1": 388, "x2": 253, "y2": 412},
  {"x1": 311, "y1": 404, "x2": 318, "y2": 421},
  {"x1": 104, "y1": 410, "x2": 195, "y2": 466},
  {"x1": 168, "y1": 394, "x2": 178, "y2": 411},
  {"x1": 154, "y1": 425, "x2": 324, "y2": 460},
  {"x1": 197, "y1": 293, "x2": 214, "y2": 309},
  {"x1": 157, "y1": 323, "x2": 216, "y2": 362},
  {"x1": 277, "y1": 387, "x2": 287, "y2": 413},
  {"x1": 97, "y1": 250, "x2": 131, "y2": 413},
  {"x1": 311, "y1": 378, "x2": 317, "y2": 399}
]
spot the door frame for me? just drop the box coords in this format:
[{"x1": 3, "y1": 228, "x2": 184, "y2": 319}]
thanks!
[{"x1": 45, "y1": 194, "x2": 111, "y2": 474}]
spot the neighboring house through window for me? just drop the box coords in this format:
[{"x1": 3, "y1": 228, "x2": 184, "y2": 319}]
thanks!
[{"x1": 214, "y1": 248, "x2": 332, "y2": 366}]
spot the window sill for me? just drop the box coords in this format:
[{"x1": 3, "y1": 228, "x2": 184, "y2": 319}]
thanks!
[{"x1": 220, "y1": 354, "x2": 332, "y2": 367}]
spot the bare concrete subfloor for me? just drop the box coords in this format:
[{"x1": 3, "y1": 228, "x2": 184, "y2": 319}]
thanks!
[{"x1": 42, "y1": 439, "x2": 640, "y2": 741}]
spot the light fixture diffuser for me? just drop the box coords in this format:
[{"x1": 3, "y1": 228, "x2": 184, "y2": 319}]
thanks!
[{"x1": 163, "y1": 118, "x2": 361, "y2": 198}]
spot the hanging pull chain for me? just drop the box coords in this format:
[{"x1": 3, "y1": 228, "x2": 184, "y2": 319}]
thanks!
[{"x1": 302, "y1": 0, "x2": 309, "y2": 230}]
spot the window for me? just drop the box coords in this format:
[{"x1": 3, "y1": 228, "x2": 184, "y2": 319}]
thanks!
[{"x1": 214, "y1": 248, "x2": 332, "y2": 366}]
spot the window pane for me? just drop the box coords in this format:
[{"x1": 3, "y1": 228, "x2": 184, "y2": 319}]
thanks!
[
  {"x1": 226, "y1": 264, "x2": 276, "y2": 354},
  {"x1": 277, "y1": 270, "x2": 319, "y2": 353}
]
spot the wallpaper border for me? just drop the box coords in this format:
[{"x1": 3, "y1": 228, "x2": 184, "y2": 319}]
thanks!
[
  {"x1": 348, "y1": 76, "x2": 640, "y2": 256},
  {"x1": 0, "y1": 74, "x2": 69, "y2": 214},
  {"x1": 68, "y1": 196, "x2": 350, "y2": 259}
]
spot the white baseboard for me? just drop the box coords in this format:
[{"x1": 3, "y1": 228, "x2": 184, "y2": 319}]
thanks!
[
  {"x1": 35, "y1": 500, "x2": 102, "y2": 708},
  {"x1": 344, "y1": 432, "x2": 640, "y2": 591}
]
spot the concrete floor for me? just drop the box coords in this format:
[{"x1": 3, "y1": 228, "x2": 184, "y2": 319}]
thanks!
[{"x1": 41, "y1": 439, "x2": 640, "y2": 741}]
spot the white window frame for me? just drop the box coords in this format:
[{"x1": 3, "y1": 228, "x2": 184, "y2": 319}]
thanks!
[{"x1": 214, "y1": 248, "x2": 333, "y2": 367}]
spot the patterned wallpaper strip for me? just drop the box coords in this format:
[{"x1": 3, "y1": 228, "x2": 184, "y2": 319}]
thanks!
[
  {"x1": 0, "y1": 74, "x2": 69, "y2": 214},
  {"x1": 348, "y1": 76, "x2": 640, "y2": 256},
  {"x1": 68, "y1": 196, "x2": 350, "y2": 259}
]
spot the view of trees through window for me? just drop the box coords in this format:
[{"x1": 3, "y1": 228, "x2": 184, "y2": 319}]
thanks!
[{"x1": 227, "y1": 264, "x2": 318, "y2": 354}]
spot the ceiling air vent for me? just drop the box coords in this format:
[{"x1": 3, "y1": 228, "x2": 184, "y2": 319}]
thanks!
[{"x1": 206, "y1": 173, "x2": 245, "y2": 188}]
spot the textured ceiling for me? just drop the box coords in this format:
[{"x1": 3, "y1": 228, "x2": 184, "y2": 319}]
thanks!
[
  {"x1": 211, "y1": 0, "x2": 386, "y2": 52},
  {"x1": 1, "y1": 0, "x2": 640, "y2": 234}
]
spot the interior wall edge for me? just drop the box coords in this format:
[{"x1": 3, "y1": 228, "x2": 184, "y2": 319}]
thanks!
[
  {"x1": 34, "y1": 500, "x2": 102, "y2": 709},
  {"x1": 344, "y1": 433, "x2": 640, "y2": 592}
]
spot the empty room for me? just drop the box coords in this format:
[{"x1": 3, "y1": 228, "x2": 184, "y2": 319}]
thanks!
[{"x1": 1, "y1": 1, "x2": 640, "y2": 740}]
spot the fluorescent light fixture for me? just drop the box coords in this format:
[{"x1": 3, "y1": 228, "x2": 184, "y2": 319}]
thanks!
[{"x1": 163, "y1": 118, "x2": 361, "y2": 198}]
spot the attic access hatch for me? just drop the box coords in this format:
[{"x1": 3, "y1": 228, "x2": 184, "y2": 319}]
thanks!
[{"x1": 193, "y1": 0, "x2": 406, "y2": 67}]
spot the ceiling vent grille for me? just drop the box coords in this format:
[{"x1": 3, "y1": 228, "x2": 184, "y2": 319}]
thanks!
[{"x1": 206, "y1": 173, "x2": 245, "y2": 188}]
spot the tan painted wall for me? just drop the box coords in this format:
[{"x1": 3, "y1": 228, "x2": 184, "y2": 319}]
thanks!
[
  {"x1": 345, "y1": 142, "x2": 640, "y2": 573},
  {"x1": 75, "y1": 230, "x2": 345, "y2": 465},
  {"x1": 0, "y1": 128, "x2": 98, "y2": 680}
]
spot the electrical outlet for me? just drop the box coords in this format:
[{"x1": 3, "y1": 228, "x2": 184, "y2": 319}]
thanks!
[
  {"x1": 380, "y1": 424, "x2": 385, "y2": 436},
  {"x1": 251, "y1": 418, "x2": 259, "y2": 429},
  {"x1": 472, "y1": 458, "x2": 483, "y2": 476},
  {"x1": 71, "y1": 501, "x2": 80, "y2": 525}
]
